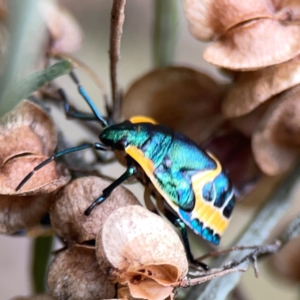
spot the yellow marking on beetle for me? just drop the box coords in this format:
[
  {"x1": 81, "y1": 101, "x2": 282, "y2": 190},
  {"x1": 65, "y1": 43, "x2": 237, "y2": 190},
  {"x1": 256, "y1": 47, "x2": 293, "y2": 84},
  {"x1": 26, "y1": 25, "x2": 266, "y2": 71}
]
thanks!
[
  {"x1": 125, "y1": 145, "x2": 155, "y2": 175},
  {"x1": 129, "y1": 116, "x2": 157, "y2": 124},
  {"x1": 125, "y1": 145, "x2": 180, "y2": 214},
  {"x1": 213, "y1": 216, "x2": 229, "y2": 235},
  {"x1": 191, "y1": 155, "x2": 230, "y2": 236},
  {"x1": 125, "y1": 145, "x2": 230, "y2": 236}
]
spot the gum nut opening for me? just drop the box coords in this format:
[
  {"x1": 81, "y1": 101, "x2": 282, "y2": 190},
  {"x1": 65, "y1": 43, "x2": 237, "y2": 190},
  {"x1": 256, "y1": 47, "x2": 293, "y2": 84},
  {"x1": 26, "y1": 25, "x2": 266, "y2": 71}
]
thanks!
[
  {"x1": 0, "y1": 155, "x2": 70, "y2": 195},
  {"x1": 252, "y1": 85, "x2": 300, "y2": 175},
  {"x1": 47, "y1": 245, "x2": 115, "y2": 300},
  {"x1": 0, "y1": 100, "x2": 57, "y2": 160},
  {"x1": 204, "y1": 18, "x2": 300, "y2": 70},
  {"x1": 123, "y1": 66, "x2": 224, "y2": 143},
  {"x1": 222, "y1": 55, "x2": 300, "y2": 118},
  {"x1": 50, "y1": 176, "x2": 140, "y2": 243}
]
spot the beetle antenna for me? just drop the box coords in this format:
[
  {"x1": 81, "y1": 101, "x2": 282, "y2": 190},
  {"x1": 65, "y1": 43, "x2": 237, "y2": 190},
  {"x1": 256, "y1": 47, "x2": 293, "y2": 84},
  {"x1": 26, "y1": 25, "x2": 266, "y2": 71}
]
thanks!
[
  {"x1": 16, "y1": 143, "x2": 107, "y2": 191},
  {"x1": 69, "y1": 71, "x2": 109, "y2": 128}
]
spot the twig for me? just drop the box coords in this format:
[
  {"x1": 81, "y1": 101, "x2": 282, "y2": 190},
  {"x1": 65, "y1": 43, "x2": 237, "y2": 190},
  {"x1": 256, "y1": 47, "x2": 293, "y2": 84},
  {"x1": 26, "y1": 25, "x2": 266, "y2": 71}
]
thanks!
[
  {"x1": 110, "y1": 0, "x2": 126, "y2": 122},
  {"x1": 196, "y1": 245, "x2": 260, "y2": 261},
  {"x1": 175, "y1": 266, "x2": 247, "y2": 288}
]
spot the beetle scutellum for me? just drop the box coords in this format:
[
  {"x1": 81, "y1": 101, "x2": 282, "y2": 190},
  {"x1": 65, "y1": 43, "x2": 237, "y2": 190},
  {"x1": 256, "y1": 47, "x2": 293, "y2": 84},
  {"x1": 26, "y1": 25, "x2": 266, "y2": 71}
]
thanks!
[{"x1": 16, "y1": 71, "x2": 235, "y2": 268}]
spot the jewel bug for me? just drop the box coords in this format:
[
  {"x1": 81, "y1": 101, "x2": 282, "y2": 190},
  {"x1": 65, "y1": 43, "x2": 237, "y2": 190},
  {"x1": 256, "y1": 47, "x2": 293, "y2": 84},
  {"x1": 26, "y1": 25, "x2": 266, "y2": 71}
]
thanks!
[{"x1": 16, "y1": 71, "x2": 235, "y2": 267}]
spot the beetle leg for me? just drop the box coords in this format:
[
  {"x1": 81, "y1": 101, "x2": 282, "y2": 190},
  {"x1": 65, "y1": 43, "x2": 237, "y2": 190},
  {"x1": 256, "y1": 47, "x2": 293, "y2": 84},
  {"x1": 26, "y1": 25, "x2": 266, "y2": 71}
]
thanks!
[
  {"x1": 84, "y1": 165, "x2": 137, "y2": 216},
  {"x1": 58, "y1": 88, "x2": 98, "y2": 121},
  {"x1": 164, "y1": 210, "x2": 210, "y2": 271},
  {"x1": 15, "y1": 143, "x2": 107, "y2": 191},
  {"x1": 69, "y1": 71, "x2": 108, "y2": 127}
]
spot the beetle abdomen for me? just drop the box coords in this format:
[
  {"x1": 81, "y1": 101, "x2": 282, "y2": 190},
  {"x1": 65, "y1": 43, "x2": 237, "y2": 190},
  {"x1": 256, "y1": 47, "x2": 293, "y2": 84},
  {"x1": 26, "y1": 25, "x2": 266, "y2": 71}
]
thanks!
[{"x1": 123, "y1": 123, "x2": 235, "y2": 245}]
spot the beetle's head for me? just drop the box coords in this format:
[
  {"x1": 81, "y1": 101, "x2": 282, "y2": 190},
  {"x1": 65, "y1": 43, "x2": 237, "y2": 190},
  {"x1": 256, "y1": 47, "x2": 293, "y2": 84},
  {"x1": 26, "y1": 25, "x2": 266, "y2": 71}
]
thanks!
[{"x1": 100, "y1": 121, "x2": 139, "y2": 150}]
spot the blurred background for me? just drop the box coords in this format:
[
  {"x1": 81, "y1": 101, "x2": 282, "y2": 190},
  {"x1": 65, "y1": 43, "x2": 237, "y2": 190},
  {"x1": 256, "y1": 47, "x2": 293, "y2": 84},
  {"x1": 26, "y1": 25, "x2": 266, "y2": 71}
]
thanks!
[{"x1": 0, "y1": 0, "x2": 299, "y2": 299}]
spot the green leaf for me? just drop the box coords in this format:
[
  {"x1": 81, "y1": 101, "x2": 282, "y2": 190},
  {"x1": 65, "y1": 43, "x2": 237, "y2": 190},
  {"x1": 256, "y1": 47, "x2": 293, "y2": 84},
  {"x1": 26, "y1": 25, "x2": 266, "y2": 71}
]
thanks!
[
  {"x1": 32, "y1": 235, "x2": 53, "y2": 293},
  {"x1": 0, "y1": 60, "x2": 72, "y2": 116}
]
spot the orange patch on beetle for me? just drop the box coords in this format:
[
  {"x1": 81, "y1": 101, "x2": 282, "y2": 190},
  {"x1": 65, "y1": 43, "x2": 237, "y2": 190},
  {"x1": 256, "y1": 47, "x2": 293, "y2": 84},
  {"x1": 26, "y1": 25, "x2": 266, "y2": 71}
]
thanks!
[{"x1": 129, "y1": 116, "x2": 157, "y2": 125}]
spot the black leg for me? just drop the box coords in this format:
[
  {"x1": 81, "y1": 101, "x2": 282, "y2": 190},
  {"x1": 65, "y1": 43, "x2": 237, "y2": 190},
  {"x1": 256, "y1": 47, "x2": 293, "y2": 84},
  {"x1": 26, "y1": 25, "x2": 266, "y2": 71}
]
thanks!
[
  {"x1": 84, "y1": 165, "x2": 137, "y2": 215},
  {"x1": 164, "y1": 210, "x2": 209, "y2": 270},
  {"x1": 15, "y1": 143, "x2": 107, "y2": 191}
]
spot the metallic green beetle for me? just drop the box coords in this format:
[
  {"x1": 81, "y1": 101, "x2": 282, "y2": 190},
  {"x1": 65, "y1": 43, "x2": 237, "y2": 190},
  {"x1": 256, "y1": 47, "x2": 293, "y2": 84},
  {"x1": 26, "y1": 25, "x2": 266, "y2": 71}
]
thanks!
[
  {"x1": 86, "y1": 117, "x2": 235, "y2": 246},
  {"x1": 16, "y1": 72, "x2": 235, "y2": 266}
]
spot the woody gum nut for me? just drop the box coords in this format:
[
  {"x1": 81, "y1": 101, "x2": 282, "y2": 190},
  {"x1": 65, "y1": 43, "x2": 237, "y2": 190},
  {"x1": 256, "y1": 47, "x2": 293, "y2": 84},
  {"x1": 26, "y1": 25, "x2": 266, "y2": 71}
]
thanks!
[
  {"x1": 0, "y1": 100, "x2": 57, "y2": 163},
  {"x1": 96, "y1": 205, "x2": 188, "y2": 300},
  {"x1": 47, "y1": 245, "x2": 115, "y2": 300},
  {"x1": 50, "y1": 176, "x2": 140, "y2": 243}
]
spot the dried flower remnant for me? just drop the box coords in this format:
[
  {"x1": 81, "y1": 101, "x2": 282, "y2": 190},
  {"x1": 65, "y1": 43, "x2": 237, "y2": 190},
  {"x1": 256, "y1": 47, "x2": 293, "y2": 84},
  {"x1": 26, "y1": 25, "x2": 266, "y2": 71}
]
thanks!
[
  {"x1": 39, "y1": 1, "x2": 82, "y2": 53},
  {"x1": 222, "y1": 55, "x2": 300, "y2": 118},
  {"x1": 0, "y1": 100, "x2": 70, "y2": 233},
  {"x1": 47, "y1": 245, "x2": 115, "y2": 300},
  {"x1": 50, "y1": 176, "x2": 140, "y2": 243},
  {"x1": 97, "y1": 205, "x2": 188, "y2": 300},
  {"x1": 123, "y1": 66, "x2": 224, "y2": 143},
  {"x1": 184, "y1": 0, "x2": 300, "y2": 70},
  {"x1": 252, "y1": 85, "x2": 300, "y2": 175}
]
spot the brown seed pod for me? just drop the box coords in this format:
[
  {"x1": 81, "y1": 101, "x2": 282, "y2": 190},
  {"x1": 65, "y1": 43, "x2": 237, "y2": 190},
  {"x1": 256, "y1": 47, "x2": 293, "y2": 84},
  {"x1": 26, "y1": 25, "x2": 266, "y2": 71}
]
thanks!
[
  {"x1": 96, "y1": 205, "x2": 188, "y2": 300},
  {"x1": 203, "y1": 18, "x2": 300, "y2": 70},
  {"x1": 183, "y1": 0, "x2": 271, "y2": 41},
  {"x1": 252, "y1": 84, "x2": 300, "y2": 175},
  {"x1": 0, "y1": 194, "x2": 51, "y2": 234},
  {"x1": 222, "y1": 55, "x2": 300, "y2": 118},
  {"x1": 0, "y1": 100, "x2": 57, "y2": 161},
  {"x1": 184, "y1": 0, "x2": 300, "y2": 70},
  {"x1": 47, "y1": 244, "x2": 115, "y2": 300},
  {"x1": 50, "y1": 176, "x2": 140, "y2": 243},
  {"x1": 123, "y1": 66, "x2": 224, "y2": 143},
  {"x1": 0, "y1": 156, "x2": 70, "y2": 196}
]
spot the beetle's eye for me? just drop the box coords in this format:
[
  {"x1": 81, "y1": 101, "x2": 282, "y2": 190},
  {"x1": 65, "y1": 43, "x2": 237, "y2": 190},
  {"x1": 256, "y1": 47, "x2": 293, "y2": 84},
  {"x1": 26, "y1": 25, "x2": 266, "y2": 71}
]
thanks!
[{"x1": 202, "y1": 182, "x2": 216, "y2": 202}]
